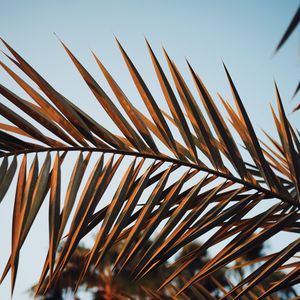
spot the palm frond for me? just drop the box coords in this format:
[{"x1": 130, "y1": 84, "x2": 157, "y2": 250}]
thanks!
[{"x1": 0, "y1": 38, "x2": 299, "y2": 298}]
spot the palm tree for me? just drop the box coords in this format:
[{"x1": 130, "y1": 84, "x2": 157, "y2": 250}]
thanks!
[
  {"x1": 32, "y1": 240, "x2": 172, "y2": 300},
  {"x1": 32, "y1": 240, "x2": 298, "y2": 299},
  {"x1": 0, "y1": 36, "x2": 300, "y2": 299},
  {"x1": 32, "y1": 241, "x2": 230, "y2": 300}
]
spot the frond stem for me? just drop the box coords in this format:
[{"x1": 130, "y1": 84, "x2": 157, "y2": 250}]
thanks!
[{"x1": 1, "y1": 146, "x2": 298, "y2": 208}]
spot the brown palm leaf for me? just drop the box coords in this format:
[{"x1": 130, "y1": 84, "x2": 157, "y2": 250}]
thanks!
[{"x1": 0, "y1": 38, "x2": 299, "y2": 298}]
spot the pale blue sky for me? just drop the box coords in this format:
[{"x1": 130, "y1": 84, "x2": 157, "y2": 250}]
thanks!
[{"x1": 0, "y1": 1, "x2": 299, "y2": 299}]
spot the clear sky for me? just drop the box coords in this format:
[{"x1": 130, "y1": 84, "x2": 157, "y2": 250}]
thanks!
[{"x1": 0, "y1": 1, "x2": 299, "y2": 299}]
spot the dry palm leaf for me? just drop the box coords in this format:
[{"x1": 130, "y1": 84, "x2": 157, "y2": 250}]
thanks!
[{"x1": 0, "y1": 38, "x2": 299, "y2": 298}]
